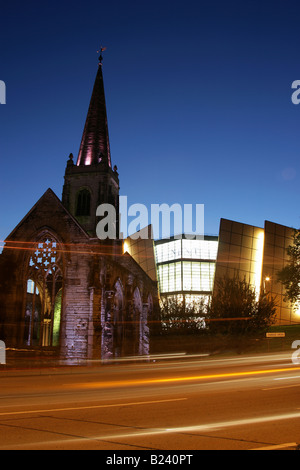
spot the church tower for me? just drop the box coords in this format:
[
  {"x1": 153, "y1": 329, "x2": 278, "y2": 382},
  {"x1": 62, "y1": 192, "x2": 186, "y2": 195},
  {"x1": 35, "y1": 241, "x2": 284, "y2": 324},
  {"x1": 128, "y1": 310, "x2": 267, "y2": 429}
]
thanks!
[{"x1": 62, "y1": 52, "x2": 119, "y2": 237}]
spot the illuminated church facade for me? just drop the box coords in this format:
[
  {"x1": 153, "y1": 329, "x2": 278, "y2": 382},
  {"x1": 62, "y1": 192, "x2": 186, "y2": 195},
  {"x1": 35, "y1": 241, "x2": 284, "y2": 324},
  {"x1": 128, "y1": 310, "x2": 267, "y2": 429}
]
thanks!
[{"x1": 0, "y1": 57, "x2": 158, "y2": 361}]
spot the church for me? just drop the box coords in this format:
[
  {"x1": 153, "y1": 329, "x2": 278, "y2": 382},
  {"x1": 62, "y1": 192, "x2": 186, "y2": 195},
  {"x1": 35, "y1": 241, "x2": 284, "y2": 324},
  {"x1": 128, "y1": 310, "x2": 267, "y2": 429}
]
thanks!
[{"x1": 0, "y1": 55, "x2": 159, "y2": 361}]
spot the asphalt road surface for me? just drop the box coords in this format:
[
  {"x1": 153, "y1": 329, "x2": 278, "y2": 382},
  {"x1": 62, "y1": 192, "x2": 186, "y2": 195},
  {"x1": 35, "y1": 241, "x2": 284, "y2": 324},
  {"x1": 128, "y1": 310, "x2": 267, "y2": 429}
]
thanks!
[{"x1": 0, "y1": 351, "x2": 299, "y2": 450}]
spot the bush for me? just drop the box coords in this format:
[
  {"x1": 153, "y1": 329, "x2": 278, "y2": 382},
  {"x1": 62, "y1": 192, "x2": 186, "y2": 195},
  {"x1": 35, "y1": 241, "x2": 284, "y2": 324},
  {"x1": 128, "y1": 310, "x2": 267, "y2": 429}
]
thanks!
[
  {"x1": 206, "y1": 274, "x2": 277, "y2": 337},
  {"x1": 159, "y1": 296, "x2": 207, "y2": 335}
]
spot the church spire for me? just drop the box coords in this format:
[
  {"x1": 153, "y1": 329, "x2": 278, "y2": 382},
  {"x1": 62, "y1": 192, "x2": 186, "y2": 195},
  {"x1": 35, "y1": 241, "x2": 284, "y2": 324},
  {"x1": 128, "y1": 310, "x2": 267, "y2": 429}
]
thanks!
[
  {"x1": 76, "y1": 49, "x2": 111, "y2": 167},
  {"x1": 62, "y1": 51, "x2": 119, "y2": 237}
]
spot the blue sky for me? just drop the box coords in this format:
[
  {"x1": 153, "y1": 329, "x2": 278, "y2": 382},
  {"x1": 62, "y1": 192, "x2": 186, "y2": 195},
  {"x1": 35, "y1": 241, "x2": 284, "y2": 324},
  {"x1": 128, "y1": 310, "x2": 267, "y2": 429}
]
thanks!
[{"x1": 1, "y1": 0, "x2": 300, "y2": 244}]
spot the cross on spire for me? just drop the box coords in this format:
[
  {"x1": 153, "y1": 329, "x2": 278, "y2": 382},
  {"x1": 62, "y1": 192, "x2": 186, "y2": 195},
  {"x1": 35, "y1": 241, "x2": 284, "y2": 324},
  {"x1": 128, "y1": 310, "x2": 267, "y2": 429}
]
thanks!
[{"x1": 97, "y1": 46, "x2": 107, "y2": 65}]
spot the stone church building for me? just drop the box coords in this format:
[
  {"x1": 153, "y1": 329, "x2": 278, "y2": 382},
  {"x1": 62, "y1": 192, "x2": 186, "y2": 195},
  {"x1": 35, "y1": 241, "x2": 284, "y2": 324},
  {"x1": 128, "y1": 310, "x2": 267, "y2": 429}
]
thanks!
[{"x1": 0, "y1": 57, "x2": 158, "y2": 361}]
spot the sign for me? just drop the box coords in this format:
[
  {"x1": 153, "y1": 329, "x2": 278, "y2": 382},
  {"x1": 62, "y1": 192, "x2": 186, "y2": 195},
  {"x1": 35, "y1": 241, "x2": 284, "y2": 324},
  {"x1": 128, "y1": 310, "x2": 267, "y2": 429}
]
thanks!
[
  {"x1": 266, "y1": 332, "x2": 286, "y2": 338},
  {"x1": 0, "y1": 340, "x2": 6, "y2": 364}
]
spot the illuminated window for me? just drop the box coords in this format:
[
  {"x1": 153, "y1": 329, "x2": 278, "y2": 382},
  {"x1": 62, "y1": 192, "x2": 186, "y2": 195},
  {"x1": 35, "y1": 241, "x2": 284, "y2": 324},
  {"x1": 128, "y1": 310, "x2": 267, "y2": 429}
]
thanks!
[
  {"x1": 182, "y1": 262, "x2": 215, "y2": 292},
  {"x1": 27, "y1": 279, "x2": 39, "y2": 295},
  {"x1": 155, "y1": 240, "x2": 181, "y2": 263},
  {"x1": 24, "y1": 234, "x2": 63, "y2": 347},
  {"x1": 155, "y1": 237, "x2": 218, "y2": 297},
  {"x1": 157, "y1": 262, "x2": 182, "y2": 293},
  {"x1": 182, "y1": 239, "x2": 218, "y2": 260}
]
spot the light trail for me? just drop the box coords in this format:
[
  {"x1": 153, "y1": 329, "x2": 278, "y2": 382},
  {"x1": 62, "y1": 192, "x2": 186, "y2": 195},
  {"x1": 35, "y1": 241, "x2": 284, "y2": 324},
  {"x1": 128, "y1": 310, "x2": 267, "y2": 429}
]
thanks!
[
  {"x1": 262, "y1": 383, "x2": 300, "y2": 391},
  {"x1": 251, "y1": 442, "x2": 297, "y2": 450},
  {"x1": 2, "y1": 410, "x2": 300, "y2": 450},
  {"x1": 274, "y1": 376, "x2": 300, "y2": 381},
  {"x1": 0, "y1": 239, "x2": 154, "y2": 260},
  {"x1": 0, "y1": 397, "x2": 187, "y2": 417},
  {"x1": 66, "y1": 365, "x2": 300, "y2": 390},
  {"x1": 75, "y1": 410, "x2": 300, "y2": 444}
]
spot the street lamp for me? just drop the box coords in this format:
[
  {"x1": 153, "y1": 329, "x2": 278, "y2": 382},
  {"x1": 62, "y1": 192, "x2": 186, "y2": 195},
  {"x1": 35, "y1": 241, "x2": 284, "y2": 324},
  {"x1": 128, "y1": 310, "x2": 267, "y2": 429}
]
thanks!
[{"x1": 263, "y1": 276, "x2": 270, "y2": 293}]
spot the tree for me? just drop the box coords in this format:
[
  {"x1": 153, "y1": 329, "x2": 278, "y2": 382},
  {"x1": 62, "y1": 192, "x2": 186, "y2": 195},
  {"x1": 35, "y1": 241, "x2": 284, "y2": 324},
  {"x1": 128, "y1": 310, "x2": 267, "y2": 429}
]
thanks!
[
  {"x1": 159, "y1": 295, "x2": 206, "y2": 335},
  {"x1": 277, "y1": 229, "x2": 300, "y2": 311},
  {"x1": 207, "y1": 274, "x2": 277, "y2": 336}
]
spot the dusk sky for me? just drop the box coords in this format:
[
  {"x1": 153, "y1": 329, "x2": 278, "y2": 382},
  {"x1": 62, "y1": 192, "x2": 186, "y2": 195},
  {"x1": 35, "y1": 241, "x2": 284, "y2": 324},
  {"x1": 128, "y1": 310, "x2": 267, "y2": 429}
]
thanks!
[{"x1": 1, "y1": 0, "x2": 300, "y2": 245}]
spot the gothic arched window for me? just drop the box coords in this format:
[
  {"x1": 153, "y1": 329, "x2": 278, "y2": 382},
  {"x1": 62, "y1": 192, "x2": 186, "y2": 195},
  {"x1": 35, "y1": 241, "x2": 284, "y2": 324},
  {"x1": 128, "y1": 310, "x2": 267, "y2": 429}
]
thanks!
[
  {"x1": 76, "y1": 189, "x2": 91, "y2": 216},
  {"x1": 24, "y1": 234, "x2": 63, "y2": 348}
]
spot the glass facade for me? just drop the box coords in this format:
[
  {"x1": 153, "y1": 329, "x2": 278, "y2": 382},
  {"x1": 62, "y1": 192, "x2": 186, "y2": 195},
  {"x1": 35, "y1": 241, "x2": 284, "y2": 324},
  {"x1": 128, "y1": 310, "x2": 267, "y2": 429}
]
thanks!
[
  {"x1": 214, "y1": 218, "x2": 298, "y2": 326},
  {"x1": 154, "y1": 220, "x2": 298, "y2": 326},
  {"x1": 155, "y1": 237, "x2": 219, "y2": 300},
  {"x1": 155, "y1": 239, "x2": 218, "y2": 264},
  {"x1": 157, "y1": 262, "x2": 182, "y2": 293},
  {"x1": 215, "y1": 219, "x2": 265, "y2": 296},
  {"x1": 262, "y1": 221, "x2": 295, "y2": 324}
]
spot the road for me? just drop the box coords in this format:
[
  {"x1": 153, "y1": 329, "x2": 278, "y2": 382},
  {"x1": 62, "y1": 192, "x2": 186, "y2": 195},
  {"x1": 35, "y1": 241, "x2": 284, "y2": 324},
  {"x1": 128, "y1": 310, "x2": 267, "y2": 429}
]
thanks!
[{"x1": 0, "y1": 351, "x2": 299, "y2": 451}]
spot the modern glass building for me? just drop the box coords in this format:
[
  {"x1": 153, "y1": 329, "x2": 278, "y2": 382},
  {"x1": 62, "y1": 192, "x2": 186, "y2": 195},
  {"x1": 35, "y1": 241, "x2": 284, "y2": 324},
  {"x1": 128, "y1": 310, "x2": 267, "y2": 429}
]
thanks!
[
  {"x1": 154, "y1": 236, "x2": 219, "y2": 308},
  {"x1": 125, "y1": 219, "x2": 300, "y2": 326}
]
